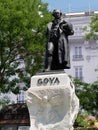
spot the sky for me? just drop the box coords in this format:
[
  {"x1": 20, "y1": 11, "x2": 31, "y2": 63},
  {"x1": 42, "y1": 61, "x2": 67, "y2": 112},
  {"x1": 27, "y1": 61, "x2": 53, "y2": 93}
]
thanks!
[{"x1": 42, "y1": 0, "x2": 98, "y2": 13}]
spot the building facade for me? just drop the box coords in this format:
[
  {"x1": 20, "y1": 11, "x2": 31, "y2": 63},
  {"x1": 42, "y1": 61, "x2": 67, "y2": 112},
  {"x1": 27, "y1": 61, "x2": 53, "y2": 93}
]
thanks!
[{"x1": 65, "y1": 11, "x2": 98, "y2": 83}]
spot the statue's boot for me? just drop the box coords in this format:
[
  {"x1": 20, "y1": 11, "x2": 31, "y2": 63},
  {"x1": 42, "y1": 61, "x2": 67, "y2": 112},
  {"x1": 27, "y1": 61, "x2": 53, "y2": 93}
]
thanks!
[{"x1": 45, "y1": 56, "x2": 52, "y2": 71}]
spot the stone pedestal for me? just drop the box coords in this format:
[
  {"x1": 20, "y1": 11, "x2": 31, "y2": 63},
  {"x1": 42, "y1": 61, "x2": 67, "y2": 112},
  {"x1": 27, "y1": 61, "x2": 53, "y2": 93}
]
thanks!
[{"x1": 26, "y1": 71, "x2": 79, "y2": 130}]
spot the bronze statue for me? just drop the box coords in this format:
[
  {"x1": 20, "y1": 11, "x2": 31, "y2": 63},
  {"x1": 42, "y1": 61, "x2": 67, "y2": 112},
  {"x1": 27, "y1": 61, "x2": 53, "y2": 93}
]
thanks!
[{"x1": 44, "y1": 9, "x2": 74, "y2": 71}]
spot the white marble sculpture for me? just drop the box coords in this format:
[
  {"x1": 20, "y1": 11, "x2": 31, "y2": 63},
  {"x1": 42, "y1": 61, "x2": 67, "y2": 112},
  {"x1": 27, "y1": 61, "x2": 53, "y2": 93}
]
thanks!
[{"x1": 26, "y1": 71, "x2": 79, "y2": 130}]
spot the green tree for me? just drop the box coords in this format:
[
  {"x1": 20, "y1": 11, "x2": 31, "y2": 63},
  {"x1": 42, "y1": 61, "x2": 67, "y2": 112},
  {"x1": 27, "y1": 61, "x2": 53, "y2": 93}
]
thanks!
[
  {"x1": 0, "y1": 95, "x2": 10, "y2": 108},
  {"x1": 0, "y1": 0, "x2": 52, "y2": 94},
  {"x1": 74, "y1": 79, "x2": 98, "y2": 117},
  {"x1": 85, "y1": 14, "x2": 98, "y2": 40}
]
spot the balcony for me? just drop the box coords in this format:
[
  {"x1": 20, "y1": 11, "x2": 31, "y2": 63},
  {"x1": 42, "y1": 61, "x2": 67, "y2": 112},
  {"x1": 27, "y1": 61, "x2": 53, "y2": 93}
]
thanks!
[{"x1": 72, "y1": 55, "x2": 84, "y2": 61}]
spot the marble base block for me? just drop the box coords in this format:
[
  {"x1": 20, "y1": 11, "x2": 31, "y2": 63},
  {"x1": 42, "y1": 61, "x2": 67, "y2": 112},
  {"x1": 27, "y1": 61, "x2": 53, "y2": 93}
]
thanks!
[{"x1": 26, "y1": 71, "x2": 79, "y2": 130}]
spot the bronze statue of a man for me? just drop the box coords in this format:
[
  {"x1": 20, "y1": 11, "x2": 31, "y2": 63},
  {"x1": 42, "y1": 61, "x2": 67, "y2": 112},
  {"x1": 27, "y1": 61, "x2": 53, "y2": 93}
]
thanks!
[{"x1": 44, "y1": 9, "x2": 74, "y2": 71}]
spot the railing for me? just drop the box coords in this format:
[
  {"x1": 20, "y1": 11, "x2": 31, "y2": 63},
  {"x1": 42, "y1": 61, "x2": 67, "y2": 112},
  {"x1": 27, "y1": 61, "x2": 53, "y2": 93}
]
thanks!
[{"x1": 73, "y1": 55, "x2": 84, "y2": 61}]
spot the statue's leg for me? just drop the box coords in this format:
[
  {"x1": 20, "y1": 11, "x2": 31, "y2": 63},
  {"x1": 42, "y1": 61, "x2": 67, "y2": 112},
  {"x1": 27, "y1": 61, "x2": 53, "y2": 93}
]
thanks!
[
  {"x1": 46, "y1": 56, "x2": 52, "y2": 71},
  {"x1": 45, "y1": 42, "x2": 54, "y2": 71},
  {"x1": 58, "y1": 35, "x2": 70, "y2": 69}
]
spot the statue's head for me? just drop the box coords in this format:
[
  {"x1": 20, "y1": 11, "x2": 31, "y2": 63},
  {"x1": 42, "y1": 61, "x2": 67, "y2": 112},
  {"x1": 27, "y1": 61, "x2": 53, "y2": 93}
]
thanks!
[{"x1": 52, "y1": 9, "x2": 62, "y2": 19}]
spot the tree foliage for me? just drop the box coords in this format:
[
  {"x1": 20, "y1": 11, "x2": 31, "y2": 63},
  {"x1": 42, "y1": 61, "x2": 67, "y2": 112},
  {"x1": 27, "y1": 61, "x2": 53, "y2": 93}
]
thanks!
[
  {"x1": 74, "y1": 79, "x2": 98, "y2": 117},
  {"x1": 85, "y1": 14, "x2": 98, "y2": 40},
  {"x1": 0, "y1": 0, "x2": 52, "y2": 94}
]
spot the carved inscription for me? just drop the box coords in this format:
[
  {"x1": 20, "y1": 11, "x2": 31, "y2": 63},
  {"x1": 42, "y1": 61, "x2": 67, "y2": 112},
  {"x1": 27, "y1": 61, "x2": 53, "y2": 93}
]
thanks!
[{"x1": 37, "y1": 77, "x2": 60, "y2": 86}]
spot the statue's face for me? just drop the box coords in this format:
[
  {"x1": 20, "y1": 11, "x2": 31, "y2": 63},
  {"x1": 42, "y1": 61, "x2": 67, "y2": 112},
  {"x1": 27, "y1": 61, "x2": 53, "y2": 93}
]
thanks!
[{"x1": 53, "y1": 10, "x2": 61, "y2": 19}]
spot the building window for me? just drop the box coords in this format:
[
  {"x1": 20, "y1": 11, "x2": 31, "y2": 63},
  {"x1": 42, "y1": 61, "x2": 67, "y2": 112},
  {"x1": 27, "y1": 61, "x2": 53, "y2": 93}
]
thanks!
[
  {"x1": 17, "y1": 90, "x2": 25, "y2": 103},
  {"x1": 74, "y1": 66, "x2": 83, "y2": 81},
  {"x1": 73, "y1": 46, "x2": 84, "y2": 61}
]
